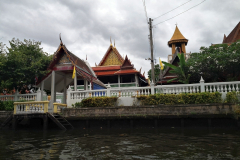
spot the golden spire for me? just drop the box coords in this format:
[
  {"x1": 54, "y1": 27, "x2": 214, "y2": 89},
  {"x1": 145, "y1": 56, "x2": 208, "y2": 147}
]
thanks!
[
  {"x1": 114, "y1": 39, "x2": 116, "y2": 48},
  {"x1": 110, "y1": 37, "x2": 112, "y2": 46},
  {"x1": 169, "y1": 25, "x2": 186, "y2": 41}
]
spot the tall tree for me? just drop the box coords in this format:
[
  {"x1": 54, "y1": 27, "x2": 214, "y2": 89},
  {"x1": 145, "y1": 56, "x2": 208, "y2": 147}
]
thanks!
[
  {"x1": 186, "y1": 41, "x2": 240, "y2": 82},
  {"x1": 0, "y1": 38, "x2": 52, "y2": 93}
]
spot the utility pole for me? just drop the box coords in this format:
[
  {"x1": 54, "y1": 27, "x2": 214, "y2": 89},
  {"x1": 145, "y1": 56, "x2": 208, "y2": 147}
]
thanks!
[{"x1": 149, "y1": 18, "x2": 155, "y2": 84}]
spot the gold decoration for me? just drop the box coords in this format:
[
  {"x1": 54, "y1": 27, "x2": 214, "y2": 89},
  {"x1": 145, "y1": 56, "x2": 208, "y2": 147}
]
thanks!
[{"x1": 102, "y1": 50, "x2": 122, "y2": 66}]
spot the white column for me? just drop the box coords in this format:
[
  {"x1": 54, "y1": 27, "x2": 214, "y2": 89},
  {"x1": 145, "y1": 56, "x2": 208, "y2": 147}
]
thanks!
[
  {"x1": 74, "y1": 71, "x2": 77, "y2": 91},
  {"x1": 107, "y1": 83, "x2": 111, "y2": 97},
  {"x1": 84, "y1": 79, "x2": 88, "y2": 90},
  {"x1": 150, "y1": 81, "x2": 155, "y2": 95},
  {"x1": 50, "y1": 71, "x2": 55, "y2": 112},
  {"x1": 63, "y1": 76, "x2": 67, "y2": 104},
  {"x1": 118, "y1": 75, "x2": 120, "y2": 88},
  {"x1": 135, "y1": 74, "x2": 138, "y2": 87},
  {"x1": 200, "y1": 76, "x2": 205, "y2": 93},
  {"x1": 67, "y1": 86, "x2": 72, "y2": 107},
  {"x1": 37, "y1": 88, "x2": 41, "y2": 101},
  {"x1": 41, "y1": 81, "x2": 44, "y2": 101}
]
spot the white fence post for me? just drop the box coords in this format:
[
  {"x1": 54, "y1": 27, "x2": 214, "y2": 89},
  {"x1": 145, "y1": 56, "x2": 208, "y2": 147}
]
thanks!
[
  {"x1": 67, "y1": 85, "x2": 72, "y2": 107},
  {"x1": 150, "y1": 81, "x2": 155, "y2": 95},
  {"x1": 200, "y1": 76, "x2": 205, "y2": 93},
  {"x1": 107, "y1": 83, "x2": 111, "y2": 97},
  {"x1": 36, "y1": 88, "x2": 41, "y2": 101}
]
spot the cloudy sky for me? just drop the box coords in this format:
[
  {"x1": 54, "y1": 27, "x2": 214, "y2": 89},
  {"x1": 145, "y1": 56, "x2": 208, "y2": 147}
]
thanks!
[{"x1": 1, "y1": 0, "x2": 239, "y2": 77}]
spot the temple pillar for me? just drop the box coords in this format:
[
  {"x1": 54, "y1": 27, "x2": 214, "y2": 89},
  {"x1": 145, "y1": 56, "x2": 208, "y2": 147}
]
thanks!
[
  {"x1": 84, "y1": 79, "x2": 88, "y2": 90},
  {"x1": 172, "y1": 44, "x2": 176, "y2": 54},
  {"x1": 135, "y1": 74, "x2": 138, "y2": 87},
  {"x1": 74, "y1": 71, "x2": 77, "y2": 91},
  {"x1": 50, "y1": 71, "x2": 55, "y2": 113},
  {"x1": 118, "y1": 75, "x2": 120, "y2": 88},
  {"x1": 181, "y1": 43, "x2": 186, "y2": 53},
  {"x1": 63, "y1": 76, "x2": 66, "y2": 104}
]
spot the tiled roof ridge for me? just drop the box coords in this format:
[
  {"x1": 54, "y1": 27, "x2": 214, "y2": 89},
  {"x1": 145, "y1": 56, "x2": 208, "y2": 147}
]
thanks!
[{"x1": 223, "y1": 21, "x2": 240, "y2": 44}]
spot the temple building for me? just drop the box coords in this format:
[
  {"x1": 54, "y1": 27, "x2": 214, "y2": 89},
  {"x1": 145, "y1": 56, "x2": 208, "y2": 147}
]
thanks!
[
  {"x1": 158, "y1": 25, "x2": 191, "y2": 84},
  {"x1": 212, "y1": 21, "x2": 240, "y2": 46},
  {"x1": 36, "y1": 39, "x2": 106, "y2": 107},
  {"x1": 92, "y1": 41, "x2": 148, "y2": 88},
  {"x1": 222, "y1": 21, "x2": 240, "y2": 45}
]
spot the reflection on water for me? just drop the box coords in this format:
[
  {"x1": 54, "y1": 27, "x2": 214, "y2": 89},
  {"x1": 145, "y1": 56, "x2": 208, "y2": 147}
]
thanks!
[{"x1": 0, "y1": 128, "x2": 240, "y2": 159}]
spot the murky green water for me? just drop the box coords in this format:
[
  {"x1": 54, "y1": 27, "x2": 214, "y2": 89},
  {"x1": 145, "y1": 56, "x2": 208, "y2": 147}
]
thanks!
[{"x1": 0, "y1": 128, "x2": 240, "y2": 159}]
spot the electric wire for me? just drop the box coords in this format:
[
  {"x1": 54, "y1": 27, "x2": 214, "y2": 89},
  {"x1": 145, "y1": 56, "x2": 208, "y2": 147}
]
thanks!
[
  {"x1": 154, "y1": 0, "x2": 192, "y2": 20},
  {"x1": 153, "y1": 0, "x2": 206, "y2": 27}
]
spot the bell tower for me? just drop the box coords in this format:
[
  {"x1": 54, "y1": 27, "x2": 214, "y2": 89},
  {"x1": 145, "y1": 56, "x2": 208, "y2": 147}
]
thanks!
[{"x1": 168, "y1": 25, "x2": 188, "y2": 54}]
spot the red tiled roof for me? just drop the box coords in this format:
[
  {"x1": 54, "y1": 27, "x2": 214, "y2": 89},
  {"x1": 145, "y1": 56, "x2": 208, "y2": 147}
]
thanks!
[
  {"x1": 114, "y1": 69, "x2": 139, "y2": 75},
  {"x1": 223, "y1": 22, "x2": 240, "y2": 44},
  {"x1": 95, "y1": 71, "x2": 118, "y2": 76}
]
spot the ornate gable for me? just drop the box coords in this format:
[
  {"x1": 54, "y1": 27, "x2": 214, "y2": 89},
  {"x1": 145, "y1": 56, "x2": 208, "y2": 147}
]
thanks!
[
  {"x1": 121, "y1": 55, "x2": 133, "y2": 69},
  {"x1": 98, "y1": 45, "x2": 124, "y2": 66}
]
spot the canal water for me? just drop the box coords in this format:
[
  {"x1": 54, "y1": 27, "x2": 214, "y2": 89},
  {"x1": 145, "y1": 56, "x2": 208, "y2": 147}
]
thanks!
[{"x1": 0, "y1": 128, "x2": 240, "y2": 159}]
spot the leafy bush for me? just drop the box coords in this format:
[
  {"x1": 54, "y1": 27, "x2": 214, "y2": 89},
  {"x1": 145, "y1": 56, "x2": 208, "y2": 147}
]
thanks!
[
  {"x1": 137, "y1": 92, "x2": 222, "y2": 105},
  {"x1": 75, "y1": 97, "x2": 118, "y2": 108},
  {"x1": 226, "y1": 91, "x2": 239, "y2": 104},
  {"x1": 0, "y1": 100, "x2": 14, "y2": 111}
]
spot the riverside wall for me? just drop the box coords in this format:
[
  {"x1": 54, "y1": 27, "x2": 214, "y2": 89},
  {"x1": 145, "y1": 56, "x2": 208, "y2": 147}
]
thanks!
[{"x1": 62, "y1": 103, "x2": 239, "y2": 119}]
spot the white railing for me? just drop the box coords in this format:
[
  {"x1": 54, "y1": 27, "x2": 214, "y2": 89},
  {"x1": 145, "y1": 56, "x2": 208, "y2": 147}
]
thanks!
[
  {"x1": 17, "y1": 93, "x2": 37, "y2": 101},
  {"x1": 14, "y1": 101, "x2": 49, "y2": 114},
  {"x1": 66, "y1": 78, "x2": 240, "y2": 107},
  {"x1": 110, "y1": 86, "x2": 151, "y2": 97},
  {"x1": 0, "y1": 89, "x2": 47, "y2": 102},
  {"x1": 204, "y1": 81, "x2": 240, "y2": 93},
  {"x1": 155, "y1": 84, "x2": 201, "y2": 94},
  {"x1": 0, "y1": 95, "x2": 15, "y2": 101}
]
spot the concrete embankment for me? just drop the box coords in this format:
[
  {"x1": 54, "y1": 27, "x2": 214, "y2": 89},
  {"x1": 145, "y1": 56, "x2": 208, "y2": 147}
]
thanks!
[{"x1": 62, "y1": 103, "x2": 238, "y2": 119}]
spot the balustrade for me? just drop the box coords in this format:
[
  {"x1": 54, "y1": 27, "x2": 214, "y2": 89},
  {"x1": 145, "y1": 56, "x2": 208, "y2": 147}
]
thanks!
[
  {"x1": 13, "y1": 101, "x2": 49, "y2": 114},
  {"x1": 53, "y1": 103, "x2": 67, "y2": 113}
]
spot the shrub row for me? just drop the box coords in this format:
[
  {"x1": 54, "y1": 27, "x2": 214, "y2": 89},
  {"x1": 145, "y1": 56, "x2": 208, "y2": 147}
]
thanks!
[
  {"x1": 0, "y1": 101, "x2": 14, "y2": 111},
  {"x1": 74, "y1": 97, "x2": 118, "y2": 108},
  {"x1": 225, "y1": 91, "x2": 240, "y2": 104},
  {"x1": 137, "y1": 92, "x2": 222, "y2": 105}
]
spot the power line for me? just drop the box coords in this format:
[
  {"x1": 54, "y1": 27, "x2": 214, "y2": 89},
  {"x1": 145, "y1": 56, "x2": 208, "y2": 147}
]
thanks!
[
  {"x1": 142, "y1": 0, "x2": 149, "y2": 24},
  {"x1": 153, "y1": 0, "x2": 206, "y2": 27},
  {"x1": 154, "y1": 0, "x2": 192, "y2": 20}
]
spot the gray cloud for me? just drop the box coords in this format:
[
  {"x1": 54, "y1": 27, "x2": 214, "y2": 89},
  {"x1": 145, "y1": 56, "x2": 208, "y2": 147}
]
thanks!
[{"x1": 0, "y1": 0, "x2": 239, "y2": 76}]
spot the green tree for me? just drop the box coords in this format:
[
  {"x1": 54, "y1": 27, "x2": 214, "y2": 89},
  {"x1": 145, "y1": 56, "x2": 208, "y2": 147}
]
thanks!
[
  {"x1": 0, "y1": 38, "x2": 52, "y2": 93},
  {"x1": 148, "y1": 64, "x2": 161, "y2": 82},
  {"x1": 162, "y1": 53, "x2": 191, "y2": 84},
  {"x1": 186, "y1": 41, "x2": 240, "y2": 82}
]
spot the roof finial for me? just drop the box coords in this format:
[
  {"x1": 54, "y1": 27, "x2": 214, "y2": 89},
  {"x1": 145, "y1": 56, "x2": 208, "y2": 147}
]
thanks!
[
  {"x1": 114, "y1": 39, "x2": 116, "y2": 48},
  {"x1": 59, "y1": 33, "x2": 63, "y2": 45},
  {"x1": 175, "y1": 22, "x2": 177, "y2": 26},
  {"x1": 86, "y1": 55, "x2": 87, "y2": 60},
  {"x1": 110, "y1": 37, "x2": 112, "y2": 46}
]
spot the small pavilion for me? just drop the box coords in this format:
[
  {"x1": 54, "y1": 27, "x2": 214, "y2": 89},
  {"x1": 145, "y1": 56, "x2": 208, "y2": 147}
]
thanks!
[
  {"x1": 92, "y1": 41, "x2": 148, "y2": 88},
  {"x1": 37, "y1": 39, "x2": 106, "y2": 112}
]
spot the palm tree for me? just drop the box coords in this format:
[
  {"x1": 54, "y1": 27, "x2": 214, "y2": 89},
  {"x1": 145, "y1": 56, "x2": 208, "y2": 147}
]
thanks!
[{"x1": 162, "y1": 53, "x2": 191, "y2": 84}]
